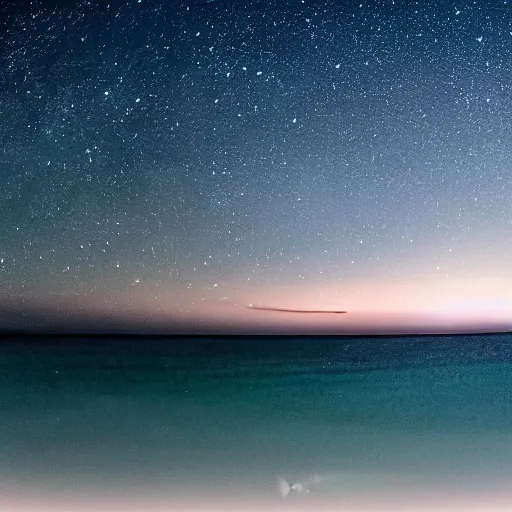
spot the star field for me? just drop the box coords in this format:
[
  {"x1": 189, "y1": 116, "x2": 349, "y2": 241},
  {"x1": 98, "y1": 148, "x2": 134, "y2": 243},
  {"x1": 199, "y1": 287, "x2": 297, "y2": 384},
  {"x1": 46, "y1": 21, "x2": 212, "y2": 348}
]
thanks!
[{"x1": 0, "y1": 0, "x2": 511, "y2": 332}]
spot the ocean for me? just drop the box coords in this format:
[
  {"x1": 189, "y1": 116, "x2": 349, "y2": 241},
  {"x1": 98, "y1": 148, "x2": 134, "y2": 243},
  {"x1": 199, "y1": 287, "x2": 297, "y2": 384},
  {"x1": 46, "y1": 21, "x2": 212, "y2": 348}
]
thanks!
[{"x1": 1, "y1": 333, "x2": 512, "y2": 511}]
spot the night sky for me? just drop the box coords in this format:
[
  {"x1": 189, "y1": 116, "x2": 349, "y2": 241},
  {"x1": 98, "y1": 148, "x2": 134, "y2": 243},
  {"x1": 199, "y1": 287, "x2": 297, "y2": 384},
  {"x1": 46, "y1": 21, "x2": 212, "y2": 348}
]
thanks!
[{"x1": 1, "y1": 0, "x2": 511, "y2": 333}]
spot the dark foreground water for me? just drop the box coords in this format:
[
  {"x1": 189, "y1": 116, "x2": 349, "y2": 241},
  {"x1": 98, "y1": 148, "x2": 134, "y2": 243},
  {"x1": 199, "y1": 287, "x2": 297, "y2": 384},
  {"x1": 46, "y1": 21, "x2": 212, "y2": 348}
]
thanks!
[{"x1": 2, "y1": 333, "x2": 512, "y2": 511}]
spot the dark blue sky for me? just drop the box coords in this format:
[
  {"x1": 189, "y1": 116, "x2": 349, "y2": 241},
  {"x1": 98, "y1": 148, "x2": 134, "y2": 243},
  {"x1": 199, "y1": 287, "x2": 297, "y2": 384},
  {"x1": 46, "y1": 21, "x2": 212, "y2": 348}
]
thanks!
[{"x1": 1, "y1": 0, "x2": 511, "y2": 333}]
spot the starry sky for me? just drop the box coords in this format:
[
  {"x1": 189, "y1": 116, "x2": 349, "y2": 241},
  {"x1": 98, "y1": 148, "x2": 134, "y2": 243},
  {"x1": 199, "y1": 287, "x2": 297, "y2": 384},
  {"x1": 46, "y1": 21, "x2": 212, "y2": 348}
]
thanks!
[{"x1": 0, "y1": 0, "x2": 511, "y2": 333}]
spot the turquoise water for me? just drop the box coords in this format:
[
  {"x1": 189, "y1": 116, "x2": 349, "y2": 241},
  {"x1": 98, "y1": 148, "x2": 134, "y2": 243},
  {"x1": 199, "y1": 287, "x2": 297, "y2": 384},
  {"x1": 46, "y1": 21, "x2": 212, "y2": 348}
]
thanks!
[{"x1": 1, "y1": 334, "x2": 512, "y2": 510}]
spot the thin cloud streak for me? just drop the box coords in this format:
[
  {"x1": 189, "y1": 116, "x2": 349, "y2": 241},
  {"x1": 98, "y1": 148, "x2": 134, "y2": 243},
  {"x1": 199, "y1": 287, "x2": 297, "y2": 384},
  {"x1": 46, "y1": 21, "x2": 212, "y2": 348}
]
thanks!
[{"x1": 247, "y1": 306, "x2": 347, "y2": 314}]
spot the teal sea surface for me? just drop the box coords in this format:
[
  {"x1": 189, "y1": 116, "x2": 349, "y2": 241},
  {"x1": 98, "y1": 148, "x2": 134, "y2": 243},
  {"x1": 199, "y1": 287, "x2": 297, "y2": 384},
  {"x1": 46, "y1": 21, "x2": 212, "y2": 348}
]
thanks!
[{"x1": 1, "y1": 333, "x2": 512, "y2": 510}]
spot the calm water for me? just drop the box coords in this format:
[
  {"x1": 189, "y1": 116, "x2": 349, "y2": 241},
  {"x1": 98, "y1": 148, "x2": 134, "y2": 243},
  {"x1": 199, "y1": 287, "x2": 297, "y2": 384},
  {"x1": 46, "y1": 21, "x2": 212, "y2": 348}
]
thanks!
[{"x1": 1, "y1": 333, "x2": 512, "y2": 511}]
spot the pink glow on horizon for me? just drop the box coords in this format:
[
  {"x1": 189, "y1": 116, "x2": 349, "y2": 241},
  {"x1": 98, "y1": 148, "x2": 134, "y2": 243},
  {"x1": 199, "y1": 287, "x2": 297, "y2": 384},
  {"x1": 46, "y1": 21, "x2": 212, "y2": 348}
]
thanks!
[
  {"x1": 1, "y1": 275, "x2": 510, "y2": 333},
  {"x1": 164, "y1": 275, "x2": 512, "y2": 333}
]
